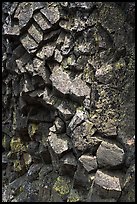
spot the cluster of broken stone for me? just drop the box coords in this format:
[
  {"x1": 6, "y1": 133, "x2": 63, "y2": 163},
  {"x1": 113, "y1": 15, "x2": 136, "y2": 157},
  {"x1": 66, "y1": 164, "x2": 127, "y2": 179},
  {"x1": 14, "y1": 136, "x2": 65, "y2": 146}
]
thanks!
[{"x1": 2, "y1": 2, "x2": 135, "y2": 202}]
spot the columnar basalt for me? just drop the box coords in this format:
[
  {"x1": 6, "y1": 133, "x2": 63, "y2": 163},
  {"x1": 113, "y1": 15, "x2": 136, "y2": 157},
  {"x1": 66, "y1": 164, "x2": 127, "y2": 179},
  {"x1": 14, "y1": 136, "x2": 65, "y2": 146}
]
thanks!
[{"x1": 2, "y1": 2, "x2": 135, "y2": 202}]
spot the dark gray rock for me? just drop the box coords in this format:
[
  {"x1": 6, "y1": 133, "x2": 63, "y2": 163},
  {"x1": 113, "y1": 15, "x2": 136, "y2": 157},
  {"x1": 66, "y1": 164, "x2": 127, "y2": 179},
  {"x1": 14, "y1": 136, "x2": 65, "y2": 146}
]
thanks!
[
  {"x1": 79, "y1": 155, "x2": 97, "y2": 172},
  {"x1": 118, "y1": 162, "x2": 135, "y2": 202},
  {"x1": 73, "y1": 164, "x2": 91, "y2": 189},
  {"x1": 60, "y1": 152, "x2": 77, "y2": 176},
  {"x1": 96, "y1": 141, "x2": 125, "y2": 168},
  {"x1": 71, "y1": 121, "x2": 97, "y2": 156},
  {"x1": 54, "y1": 117, "x2": 65, "y2": 133},
  {"x1": 67, "y1": 109, "x2": 86, "y2": 136},
  {"x1": 27, "y1": 163, "x2": 43, "y2": 181}
]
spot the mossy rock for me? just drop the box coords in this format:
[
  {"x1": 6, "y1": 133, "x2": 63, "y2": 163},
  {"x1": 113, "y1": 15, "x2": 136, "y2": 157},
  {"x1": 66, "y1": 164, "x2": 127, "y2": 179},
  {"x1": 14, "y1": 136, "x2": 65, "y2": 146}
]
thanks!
[
  {"x1": 10, "y1": 137, "x2": 26, "y2": 153},
  {"x1": 67, "y1": 188, "x2": 81, "y2": 202},
  {"x1": 53, "y1": 176, "x2": 72, "y2": 198},
  {"x1": 28, "y1": 123, "x2": 39, "y2": 139}
]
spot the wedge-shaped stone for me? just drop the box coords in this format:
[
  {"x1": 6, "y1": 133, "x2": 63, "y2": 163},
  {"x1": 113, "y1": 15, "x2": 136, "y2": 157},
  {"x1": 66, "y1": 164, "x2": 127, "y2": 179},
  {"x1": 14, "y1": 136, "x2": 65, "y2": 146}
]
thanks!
[
  {"x1": 50, "y1": 65, "x2": 90, "y2": 102},
  {"x1": 41, "y1": 4, "x2": 60, "y2": 24},
  {"x1": 36, "y1": 42, "x2": 56, "y2": 59},
  {"x1": 48, "y1": 133, "x2": 69, "y2": 156},
  {"x1": 20, "y1": 34, "x2": 38, "y2": 53},
  {"x1": 79, "y1": 155, "x2": 97, "y2": 172},
  {"x1": 33, "y1": 12, "x2": 51, "y2": 31},
  {"x1": 96, "y1": 141, "x2": 124, "y2": 168},
  {"x1": 28, "y1": 23, "x2": 43, "y2": 43},
  {"x1": 91, "y1": 170, "x2": 122, "y2": 200}
]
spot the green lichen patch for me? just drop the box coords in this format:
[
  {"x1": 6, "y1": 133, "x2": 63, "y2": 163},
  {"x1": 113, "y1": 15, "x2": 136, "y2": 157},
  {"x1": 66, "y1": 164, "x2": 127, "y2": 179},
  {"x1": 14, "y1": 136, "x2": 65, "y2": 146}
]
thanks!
[
  {"x1": 28, "y1": 123, "x2": 39, "y2": 139},
  {"x1": 13, "y1": 160, "x2": 24, "y2": 172},
  {"x1": 10, "y1": 137, "x2": 26, "y2": 153},
  {"x1": 23, "y1": 152, "x2": 32, "y2": 167},
  {"x1": 53, "y1": 176, "x2": 72, "y2": 197},
  {"x1": 67, "y1": 188, "x2": 81, "y2": 202}
]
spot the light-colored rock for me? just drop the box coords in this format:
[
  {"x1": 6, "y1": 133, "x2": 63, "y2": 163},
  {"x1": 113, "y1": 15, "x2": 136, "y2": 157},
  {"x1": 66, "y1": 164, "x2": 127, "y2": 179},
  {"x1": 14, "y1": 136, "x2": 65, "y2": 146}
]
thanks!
[
  {"x1": 48, "y1": 133, "x2": 69, "y2": 156},
  {"x1": 79, "y1": 155, "x2": 97, "y2": 172},
  {"x1": 91, "y1": 170, "x2": 122, "y2": 200},
  {"x1": 33, "y1": 12, "x2": 51, "y2": 31},
  {"x1": 96, "y1": 141, "x2": 124, "y2": 168}
]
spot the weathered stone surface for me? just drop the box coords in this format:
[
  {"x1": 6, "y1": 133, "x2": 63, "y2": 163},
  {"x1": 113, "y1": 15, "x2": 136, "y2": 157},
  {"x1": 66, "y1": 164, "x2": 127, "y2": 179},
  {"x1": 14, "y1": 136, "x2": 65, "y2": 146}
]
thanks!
[
  {"x1": 73, "y1": 164, "x2": 91, "y2": 189},
  {"x1": 60, "y1": 152, "x2": 77, "y2": 176},
  {"x1": 36, "y1": 42, "x2": 56, "y2": 59},
  {"x1": 90, "y1": 170, "x2": 122, "y2": 200},
  {"x1": 48, "y1": 133, "x2": 70, "y2": 156},
  {"x1": 3, "y1": 21, "x2": 20, "y2": 36},
  {"x1": 95, "y1": 63, "x2": 114, "y2": 84},
  {"x1": 96, "y1": 141, "x2": 125, "y2": 168},
  {"x1": 71, "y1": 121, "x2": 97, "y2": 155},
  {"x1": 41, "y1": 4, "x2": 60, "y2": 24},
  {"x1": 54, "y1": 49, "x2": 63, "y2": 63},
  {"x1": 54, "y1": 117, "x2": 65, "y2": 133},
  {"x1": 119, "y1": 163, "x2": 135, "y2": 202},
  {"x1": 67, "y1": 109, "x2": 86, "y2": 136},
  {"x1": 27, "y1": 163, "x2": 43, "y2": 181},
  {"x1": 50, "y1": 65, "x2": 90, "y2": 102},
  {"x1": 52, "y1": 176, "x2": 72, "y2": 200},
  {"x1": 14, "y1": 2, "x2": 33, "y2": 29},
  {"x1": 79, "y1": 155, "x2": 97, "y2": 172},
  {"x1": 67, "y1": 188, "x2": 82, "y2": 202},
  {"x1": 33, "y1": 12, "x2": 51, "y2": 31},
  {"x1": 20, "y1": 34, "x2": 38, "y2": 53},
  {"x1": 28, "y1": 23, "x2": 43, "y2": 43}
]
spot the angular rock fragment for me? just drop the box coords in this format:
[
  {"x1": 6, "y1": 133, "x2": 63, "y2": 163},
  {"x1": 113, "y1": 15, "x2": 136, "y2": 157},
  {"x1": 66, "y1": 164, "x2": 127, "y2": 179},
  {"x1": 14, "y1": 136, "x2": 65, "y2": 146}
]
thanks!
[
  {"x1": 60, "y1": 152, "x2": 77, "y2": 176},
  {"x1": 3, "y1": 21, "x2": 20, "y2": 36},
  {"x1": 52, "y1": 176, "x2": 72, "y2": 201},
  {"x1": 54, "y1": 49, "x2": 63, "y2": 63},
  {"x1": 48, "y1": 133, "x2": 70, "y2": 156},
  {"x1": 96, "y1": 141, "x2": 124, "y2": 168},
  {"x1": 28, "y1": 23, "x2": 43, "y2": 43},
  {"x1": 67, "y1": 109, "x2": 86, "y2": 135},
  {"x1": 95, "y1": 64, "x2": 113, "y2": 84},
  {"x1": 33, "y1": 12, "x2": 51, "y2": 31},
  {"x1": 67, "y1": 188, "x2": 82, "y2": 202},
  {"x1": 50, "y1": 65, "x2": 90, "y2": 102},
  {"x1": 91, "y1": 170, "x2": 122, "y2": 200},
  {"x1": 41, "y1": 4, "x2": 60, "y2": 24},
  {"x1": 44, "y1": 29, "x2": 60, "y2": 41},
  {"x1": 54, "y1": 117, "x2": 65, "y2": 133},
  {"x1": 61, "y1": 34, "x2": 74, "y2": 56},
  {"x1": 27, "y1": 163, "x2": 43, "y2": 181},
  {"x1": 14, "y1": 2, "x2": 33, "y2": 29},
  {"x1": 20, "y1": 34, "x2": 38, "y2": 53},
  {"x1": 71, "y1": 121, "x2": 97, "y2": 155},
  {"x1": 79, "y1": 155, "x2": 97, "y2": 172},
  {"x1": 36, "y1": 42, "x2": 56, "y2": 59}
]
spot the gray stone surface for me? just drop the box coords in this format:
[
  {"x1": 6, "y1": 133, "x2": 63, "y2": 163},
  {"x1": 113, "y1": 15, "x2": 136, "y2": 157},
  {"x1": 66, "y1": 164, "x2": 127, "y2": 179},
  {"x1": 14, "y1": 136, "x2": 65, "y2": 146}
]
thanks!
[
  {"x1": 96, "y1": 141, "x2": 125, "y2": 168},
  {"x1": 90, "y1": 170, "x2": 122, "y2": 200},
  {"x1": 79, "y1": 155, "x2": 97, "y2": 172}
]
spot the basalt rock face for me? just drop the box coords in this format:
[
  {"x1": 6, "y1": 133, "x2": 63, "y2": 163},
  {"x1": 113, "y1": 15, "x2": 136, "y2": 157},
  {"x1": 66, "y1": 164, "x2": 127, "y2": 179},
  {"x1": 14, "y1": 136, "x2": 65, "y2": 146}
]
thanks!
[{"x1": 2, "y1": 2, "x2": 135, "y2": 202}]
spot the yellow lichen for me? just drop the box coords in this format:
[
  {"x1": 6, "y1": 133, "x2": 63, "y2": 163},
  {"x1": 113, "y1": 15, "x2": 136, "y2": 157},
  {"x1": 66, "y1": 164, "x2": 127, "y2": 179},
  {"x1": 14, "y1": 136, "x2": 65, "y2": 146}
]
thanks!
[
  {"x1": 23, "y1": 152, "x2": 32, "y2": 166},
  {"x1": 53, "y1": 176, "x2": 71, "y2": 196},
  {"x1": 67, "y1": 189, "x2": 81, "y2": 202},
  {"x1": 10, "y1": 137, "x2": 26, "y2": 152},
  {"x1": 13, "y1": 160, "x2": 23, "y2": 172},
  {"x1": 28, "y1": 123, "x2": 38, "y2": 138}
]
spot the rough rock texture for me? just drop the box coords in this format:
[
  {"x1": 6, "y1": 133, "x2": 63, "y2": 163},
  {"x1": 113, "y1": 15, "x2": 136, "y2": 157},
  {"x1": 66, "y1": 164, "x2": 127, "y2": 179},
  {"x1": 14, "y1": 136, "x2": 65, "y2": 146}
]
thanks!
[{"x1": 2, "y1": 2, "x2": 135, "y2": 202}]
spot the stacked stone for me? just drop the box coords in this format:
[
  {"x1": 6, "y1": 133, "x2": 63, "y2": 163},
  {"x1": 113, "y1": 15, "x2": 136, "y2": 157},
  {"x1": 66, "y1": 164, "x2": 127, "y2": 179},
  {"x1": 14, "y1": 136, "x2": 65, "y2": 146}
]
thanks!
[{"x1": 2, "y1": 2, "x2": 135, "y2": 202}]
